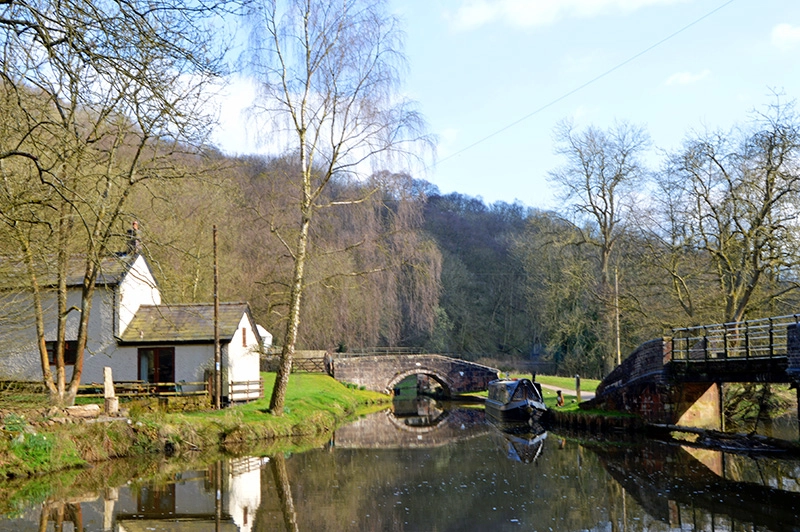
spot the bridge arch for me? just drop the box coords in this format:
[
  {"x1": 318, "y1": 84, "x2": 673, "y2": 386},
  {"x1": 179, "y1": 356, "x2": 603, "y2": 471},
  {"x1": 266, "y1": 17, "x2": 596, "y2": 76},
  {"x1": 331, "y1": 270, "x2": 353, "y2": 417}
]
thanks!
[
  {"x1": 330, "y1": 354, "x2": 499, "y2": 395},
  {"x1": 386, "y1": 369, "x2": 454, "y2": 397}
]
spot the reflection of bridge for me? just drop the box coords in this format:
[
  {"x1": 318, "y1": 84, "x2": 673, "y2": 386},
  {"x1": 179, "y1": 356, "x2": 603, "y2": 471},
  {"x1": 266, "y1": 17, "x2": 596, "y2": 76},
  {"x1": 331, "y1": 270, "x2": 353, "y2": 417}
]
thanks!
[
  {"x1": 586, "y1": 315, "x2": 800, "y2": 430},
  {"x1": 588, "y1": 439, "x2": 800, "y2": 531},
  {"x1": 332, "y1": 406, "x2": 491, "y2": 449},
  {"x1": 329, "y1": 353, "x2": 499, "y2": 395}
]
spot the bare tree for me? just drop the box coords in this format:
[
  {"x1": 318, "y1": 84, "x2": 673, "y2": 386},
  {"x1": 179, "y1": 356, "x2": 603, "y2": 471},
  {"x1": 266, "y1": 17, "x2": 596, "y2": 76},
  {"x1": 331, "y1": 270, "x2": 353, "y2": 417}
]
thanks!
[
  {"x1": 654, "y1": 98, "x2": 800, "y2": 323},
  {"x1": 548, "y1": 120, "x2": 650, "y2": 371},
  {"x1": 245, "y1": 0, "x2": 430, "y2": 414},
  {"x1": 0, "y1": 0, "x2": 228, "y2": 406}
]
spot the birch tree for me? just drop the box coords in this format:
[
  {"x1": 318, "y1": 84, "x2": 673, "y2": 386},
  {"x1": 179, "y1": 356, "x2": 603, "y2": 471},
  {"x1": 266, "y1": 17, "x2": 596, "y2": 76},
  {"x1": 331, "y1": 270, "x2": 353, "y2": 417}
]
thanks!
[{"x1": 246, "y1": 0, "x2": 429, "y2": 414}]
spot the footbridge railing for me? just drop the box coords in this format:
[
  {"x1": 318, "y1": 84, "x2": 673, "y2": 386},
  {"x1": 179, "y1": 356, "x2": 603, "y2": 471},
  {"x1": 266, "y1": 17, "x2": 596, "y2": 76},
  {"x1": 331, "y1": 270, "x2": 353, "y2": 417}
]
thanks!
[{"x1": 671, "y1": 314, "x2": 800, "y2": 362}]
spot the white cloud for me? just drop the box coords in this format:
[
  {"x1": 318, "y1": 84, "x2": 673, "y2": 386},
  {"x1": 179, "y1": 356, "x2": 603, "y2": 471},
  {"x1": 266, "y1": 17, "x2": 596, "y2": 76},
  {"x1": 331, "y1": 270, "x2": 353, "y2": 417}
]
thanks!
[
  {"x1": 448, "y1": 0, "x2": 688, "y2": 31},
  {"x1": 771, "y1": 23, "x2": 800, "y2": 52},
  {"x1": 665, "y1": 69, "x2": 710, "y2": 86},
  {"x1": 209, "y1": 75, "x2": 259, "y2": 155}
]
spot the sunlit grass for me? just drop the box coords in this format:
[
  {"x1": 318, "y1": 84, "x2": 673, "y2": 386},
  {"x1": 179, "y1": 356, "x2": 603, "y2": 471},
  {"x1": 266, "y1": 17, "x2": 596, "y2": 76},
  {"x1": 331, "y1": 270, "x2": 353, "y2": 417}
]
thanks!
[
  {"x1": 523, "y1": 374, "x2": 600, "y2": 393},
  {"x1": 173, "y1": 373, "x2": 391, "y2": 442}
]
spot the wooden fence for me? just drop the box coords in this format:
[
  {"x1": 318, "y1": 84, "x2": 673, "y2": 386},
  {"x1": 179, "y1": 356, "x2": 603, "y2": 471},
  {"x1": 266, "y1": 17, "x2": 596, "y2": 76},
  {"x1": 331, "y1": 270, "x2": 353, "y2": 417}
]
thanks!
[
  {"x1": 261, "y1": 356, "x2": 328, "y2": 373},
  {"x1": 77, "y1": 380, "x2": 208, "y2": 398},
  {"x1": 229, "y1": 378, "x2": 263, "y2": 403},
  {"x1": 77, "y1": 378, "x2": 263, "y2": 403}
]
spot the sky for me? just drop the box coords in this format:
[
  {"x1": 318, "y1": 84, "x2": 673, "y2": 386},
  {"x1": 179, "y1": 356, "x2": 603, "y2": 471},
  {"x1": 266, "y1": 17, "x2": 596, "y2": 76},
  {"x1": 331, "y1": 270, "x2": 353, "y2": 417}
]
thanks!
[{"x1": 212, "y1": 0, "x2": 800, "y2": 210}]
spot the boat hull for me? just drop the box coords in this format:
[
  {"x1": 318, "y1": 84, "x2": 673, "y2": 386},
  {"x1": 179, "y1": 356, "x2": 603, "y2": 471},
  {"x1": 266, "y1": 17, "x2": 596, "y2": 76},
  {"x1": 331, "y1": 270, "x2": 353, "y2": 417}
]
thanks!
[{"x1": 485, "y1": 398, "x2": 546, "y2": 423}]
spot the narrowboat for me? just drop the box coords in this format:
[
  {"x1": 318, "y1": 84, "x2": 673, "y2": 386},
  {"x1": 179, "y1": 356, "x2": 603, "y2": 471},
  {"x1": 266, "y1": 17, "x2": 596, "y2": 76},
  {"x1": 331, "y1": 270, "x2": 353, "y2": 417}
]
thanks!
[{"x1": 485, "y1": 378, "x2": 546, "y2": 423}]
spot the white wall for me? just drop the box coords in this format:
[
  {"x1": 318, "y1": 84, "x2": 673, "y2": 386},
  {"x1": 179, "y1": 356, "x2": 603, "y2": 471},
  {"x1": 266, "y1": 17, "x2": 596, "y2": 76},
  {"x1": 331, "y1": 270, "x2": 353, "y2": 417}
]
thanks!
[
  {"x1": 224, "y1": 313, "x2": 261, "y2": 401},
  {"x1": 226, "y1": 460, "x2": 262, "y2": 532},
  {"x1": 0, "y1": 284, "x2": 118, "y2": 383},
  {"x1": 117, "y1": 255, "x2": 161, "y2": 336}
]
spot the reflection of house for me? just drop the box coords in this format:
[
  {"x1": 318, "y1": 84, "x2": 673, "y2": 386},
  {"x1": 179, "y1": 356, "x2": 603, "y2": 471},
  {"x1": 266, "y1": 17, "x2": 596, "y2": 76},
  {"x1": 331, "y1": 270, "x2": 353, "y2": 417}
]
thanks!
[
  {"x1": 114, "y1": 458, "x2": 264, "y2": 532},
  {"x1": 0, "y1": 253, "x2": 267, "y2": 402}
]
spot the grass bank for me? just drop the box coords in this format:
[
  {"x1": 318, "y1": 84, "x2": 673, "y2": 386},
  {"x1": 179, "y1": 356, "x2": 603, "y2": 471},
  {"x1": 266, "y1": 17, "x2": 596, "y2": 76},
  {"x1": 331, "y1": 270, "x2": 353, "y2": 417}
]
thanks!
[{"x1": 0, "y1": 372, "x2": 389, "y2": 479}]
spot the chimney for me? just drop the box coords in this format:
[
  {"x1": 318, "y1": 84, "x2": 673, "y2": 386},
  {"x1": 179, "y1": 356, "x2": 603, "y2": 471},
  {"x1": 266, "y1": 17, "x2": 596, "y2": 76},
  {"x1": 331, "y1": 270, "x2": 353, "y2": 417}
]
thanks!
[{"x1": 127, "y1": 220, "x2": 141, "y2": 255}]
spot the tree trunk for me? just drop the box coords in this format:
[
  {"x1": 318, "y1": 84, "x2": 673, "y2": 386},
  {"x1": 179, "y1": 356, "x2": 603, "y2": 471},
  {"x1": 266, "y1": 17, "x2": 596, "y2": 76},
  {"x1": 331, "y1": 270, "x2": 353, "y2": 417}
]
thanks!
[{"x1": 269, "y1": 210, "x2": 311, "y2": 415}]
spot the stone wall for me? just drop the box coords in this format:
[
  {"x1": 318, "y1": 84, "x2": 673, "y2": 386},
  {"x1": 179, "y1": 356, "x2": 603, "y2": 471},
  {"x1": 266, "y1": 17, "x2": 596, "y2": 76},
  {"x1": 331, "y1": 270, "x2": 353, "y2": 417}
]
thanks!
[{"x1": 331, "y1": 354, "x2": 499, "y2": 395}]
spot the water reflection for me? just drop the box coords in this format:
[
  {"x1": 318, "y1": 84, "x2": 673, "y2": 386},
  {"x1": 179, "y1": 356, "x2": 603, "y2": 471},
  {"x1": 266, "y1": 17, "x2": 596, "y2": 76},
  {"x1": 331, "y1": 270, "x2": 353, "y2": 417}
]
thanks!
[
  {"x1": 589, "y1": 439, "x2": 800, "y2": 531},
  {"x1": 332, "y1": 398, "x2": 490, "y2": 449},
  {"x1": 0, "y1": 456, "x2": 267, "y2": 532},
  {"x1": 490, "y1": 422, "x2": 547, "y2": 464},
  {"x1": 3, "y1": 405, "x2": 800, "y2": 531}
]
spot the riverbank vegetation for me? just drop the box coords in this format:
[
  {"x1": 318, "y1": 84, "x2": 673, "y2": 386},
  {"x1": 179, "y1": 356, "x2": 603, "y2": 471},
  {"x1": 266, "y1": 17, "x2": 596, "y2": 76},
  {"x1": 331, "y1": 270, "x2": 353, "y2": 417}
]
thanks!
[{"x1": 0, "y1": 373, "x2": 389, "y2": 479}]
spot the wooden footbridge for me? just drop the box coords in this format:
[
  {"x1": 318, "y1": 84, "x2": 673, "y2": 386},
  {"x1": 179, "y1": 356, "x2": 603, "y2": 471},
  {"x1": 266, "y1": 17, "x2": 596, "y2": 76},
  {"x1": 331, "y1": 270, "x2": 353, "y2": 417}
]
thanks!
[{"x1": 586, "y1": 314, "x2": 800, "y2": 430}]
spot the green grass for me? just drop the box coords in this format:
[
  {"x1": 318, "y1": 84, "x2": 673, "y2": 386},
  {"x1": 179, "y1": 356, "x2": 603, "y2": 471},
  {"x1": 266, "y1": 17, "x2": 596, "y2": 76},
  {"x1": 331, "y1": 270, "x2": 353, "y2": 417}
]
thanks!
[
  {"x1": 0, "y1": 372, "x2": 391, "y2": 479},
  {"x1": 510, "y1": 374, "x2": 600, "y2": 393},
  {"x1": 173, "y1": 372, "x2": 390, "y2": 445}
]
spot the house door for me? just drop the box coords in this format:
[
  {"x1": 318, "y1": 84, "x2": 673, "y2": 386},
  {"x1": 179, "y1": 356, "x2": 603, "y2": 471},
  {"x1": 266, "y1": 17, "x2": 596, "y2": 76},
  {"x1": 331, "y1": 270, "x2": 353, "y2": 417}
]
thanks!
[{"x1": 138, "y1": 347, "x2": 175, "y2": 383}]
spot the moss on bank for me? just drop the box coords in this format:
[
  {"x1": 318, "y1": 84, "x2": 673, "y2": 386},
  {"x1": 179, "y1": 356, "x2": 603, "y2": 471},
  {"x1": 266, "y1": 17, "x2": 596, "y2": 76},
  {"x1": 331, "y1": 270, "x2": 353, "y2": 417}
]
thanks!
[{"x1": 0, "y1": 373, "x2": 389, "y2": 479}]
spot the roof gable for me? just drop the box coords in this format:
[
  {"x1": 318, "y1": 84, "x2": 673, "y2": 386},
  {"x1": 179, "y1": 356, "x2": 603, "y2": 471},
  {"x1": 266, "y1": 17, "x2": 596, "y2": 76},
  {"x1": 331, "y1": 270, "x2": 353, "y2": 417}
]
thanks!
[{"x1": 119, "y1": 302, "x2": 254, "y2": 344}]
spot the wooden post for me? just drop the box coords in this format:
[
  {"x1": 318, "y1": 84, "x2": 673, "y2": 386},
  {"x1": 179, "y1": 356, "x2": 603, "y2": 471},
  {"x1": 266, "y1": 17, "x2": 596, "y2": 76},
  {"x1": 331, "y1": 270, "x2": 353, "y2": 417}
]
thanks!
[{"x1": 103, "y1": 367, "x2": 118, "y2": 416}]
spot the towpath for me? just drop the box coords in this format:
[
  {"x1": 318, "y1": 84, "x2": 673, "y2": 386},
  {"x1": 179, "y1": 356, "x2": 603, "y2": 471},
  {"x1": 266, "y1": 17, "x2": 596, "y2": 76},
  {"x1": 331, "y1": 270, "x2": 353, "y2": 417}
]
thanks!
[{"x1": 538, "y1": 382, "x2": 595, "y2": 402}]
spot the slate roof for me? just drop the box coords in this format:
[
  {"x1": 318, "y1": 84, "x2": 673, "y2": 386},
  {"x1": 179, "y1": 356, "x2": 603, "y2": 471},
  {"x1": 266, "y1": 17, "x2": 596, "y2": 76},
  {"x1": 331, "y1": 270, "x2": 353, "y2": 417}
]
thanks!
[
  {"x1": 0, "y1": 253, "x2": 142, "y2": 289},
  {"x1": 118, "y1": 302, "x2": 253, "y2": 344}
]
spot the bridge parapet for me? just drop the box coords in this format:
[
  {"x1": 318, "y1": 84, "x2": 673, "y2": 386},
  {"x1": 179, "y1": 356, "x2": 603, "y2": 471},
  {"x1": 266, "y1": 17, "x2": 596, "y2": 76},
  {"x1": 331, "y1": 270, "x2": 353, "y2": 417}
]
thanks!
[
  {"x1": 586, "y1": 338, "x2": 721, "y2": 428},
  {"x1": 787, "y1": 323, "x2": 800, "y2": 382},
  {"x1": 330, "y1": 354, "x2": 499, "y2": 395}
]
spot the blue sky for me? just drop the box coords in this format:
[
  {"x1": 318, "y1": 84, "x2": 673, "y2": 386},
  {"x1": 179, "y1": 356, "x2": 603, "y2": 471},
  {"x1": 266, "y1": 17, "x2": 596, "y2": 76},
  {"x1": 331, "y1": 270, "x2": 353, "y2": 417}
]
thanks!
[{"x1": 213, "y1": 0, "x2": 800, "y2": 210}]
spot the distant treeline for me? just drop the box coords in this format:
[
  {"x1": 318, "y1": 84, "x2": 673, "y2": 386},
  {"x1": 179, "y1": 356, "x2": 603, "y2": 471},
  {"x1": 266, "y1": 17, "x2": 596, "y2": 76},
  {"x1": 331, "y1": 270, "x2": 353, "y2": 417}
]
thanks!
[{"x1": 128, "y1": 97, "x2": 800, "y2": 379}]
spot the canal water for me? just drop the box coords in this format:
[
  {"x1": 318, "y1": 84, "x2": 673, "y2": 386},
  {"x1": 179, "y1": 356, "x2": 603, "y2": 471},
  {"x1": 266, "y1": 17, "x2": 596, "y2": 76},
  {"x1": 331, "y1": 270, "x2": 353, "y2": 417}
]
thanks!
[{"x1": 2, "y1": 400, "x2": 800, "y2": 531}]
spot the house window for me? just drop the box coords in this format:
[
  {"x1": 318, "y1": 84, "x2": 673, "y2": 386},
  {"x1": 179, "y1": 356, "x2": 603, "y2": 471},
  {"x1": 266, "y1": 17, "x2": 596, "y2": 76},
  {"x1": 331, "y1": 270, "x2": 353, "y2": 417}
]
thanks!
[
  {"x1": 138, "y1": 347, "x2": 175, "y2": 383},
  {"x1": 242, "y1": 327, "x2": 247, "y2": 347},
  {"x1": 46, "y1": 341, "x2": 77, "y2": 366}
]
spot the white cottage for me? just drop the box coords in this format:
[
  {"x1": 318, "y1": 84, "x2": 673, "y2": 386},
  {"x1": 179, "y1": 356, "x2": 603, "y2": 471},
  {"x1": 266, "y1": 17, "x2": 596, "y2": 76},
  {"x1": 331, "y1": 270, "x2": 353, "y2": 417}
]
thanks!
[{"x1": 0, "y1": 253, "x2": 265, "y2": 403}]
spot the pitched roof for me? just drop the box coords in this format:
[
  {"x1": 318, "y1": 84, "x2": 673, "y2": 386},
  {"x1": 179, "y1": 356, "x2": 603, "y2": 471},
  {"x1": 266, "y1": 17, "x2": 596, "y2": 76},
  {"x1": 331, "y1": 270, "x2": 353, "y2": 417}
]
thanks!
[
  {"x1": 0, "y1": 253, "x2": 143, "y2": 290},
  {"x1": 118, "y1": 302, "x2": 254, "y2": 344}
]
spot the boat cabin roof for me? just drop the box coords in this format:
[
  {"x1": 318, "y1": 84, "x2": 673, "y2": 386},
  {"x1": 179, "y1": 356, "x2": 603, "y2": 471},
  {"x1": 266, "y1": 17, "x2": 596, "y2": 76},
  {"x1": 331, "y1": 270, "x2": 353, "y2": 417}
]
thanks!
[{"x1": 488, "y1": 378, "x2": 542, "y2": 404}]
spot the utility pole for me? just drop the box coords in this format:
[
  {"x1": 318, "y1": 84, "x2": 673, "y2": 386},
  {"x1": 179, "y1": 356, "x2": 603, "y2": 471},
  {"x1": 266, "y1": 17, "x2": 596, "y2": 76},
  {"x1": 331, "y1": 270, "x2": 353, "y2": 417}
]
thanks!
[
  {"x1": 214, "y1": 225, "x2": 221, "y2": 410},
  {"x1": 615, "y1": 267, "x2": 621, "y2": 366}
]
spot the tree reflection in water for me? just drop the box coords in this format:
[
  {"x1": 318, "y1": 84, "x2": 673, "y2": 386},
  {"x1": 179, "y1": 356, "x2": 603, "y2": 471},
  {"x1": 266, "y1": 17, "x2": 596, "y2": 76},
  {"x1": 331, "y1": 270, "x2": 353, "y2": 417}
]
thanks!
[{"x1": 2, "y1": 407, "x2": 800, "y2": 530}]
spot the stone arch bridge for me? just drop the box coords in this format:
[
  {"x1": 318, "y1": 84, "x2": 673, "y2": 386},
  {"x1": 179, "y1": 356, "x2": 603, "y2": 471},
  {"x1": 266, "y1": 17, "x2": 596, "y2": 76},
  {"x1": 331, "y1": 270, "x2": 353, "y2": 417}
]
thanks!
[{"x1": 329, "y1": 353, "x2": 499, "y2": 396}]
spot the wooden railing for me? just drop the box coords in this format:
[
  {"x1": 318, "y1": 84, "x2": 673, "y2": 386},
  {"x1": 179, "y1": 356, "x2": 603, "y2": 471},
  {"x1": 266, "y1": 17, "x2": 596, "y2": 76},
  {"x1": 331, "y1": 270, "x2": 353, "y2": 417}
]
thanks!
[
  {"x1": 292, "y1": 358, "x2": 326, "y2": 372},
  {"x1": 337, "y1": 347, "x2": 424, "y2": 356},
  {"x1": 229, "y1": 378, "x2": 263, "y2": 402},
  {"x1": 77, "y1": 380, "x2": 208, "y2": 398},
  {"x1": 261, "y1": 356, "x2": 328, "y2": 373},
  {"x1": 671, "y1": 314, "x2": 800, "y2": 361}
]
